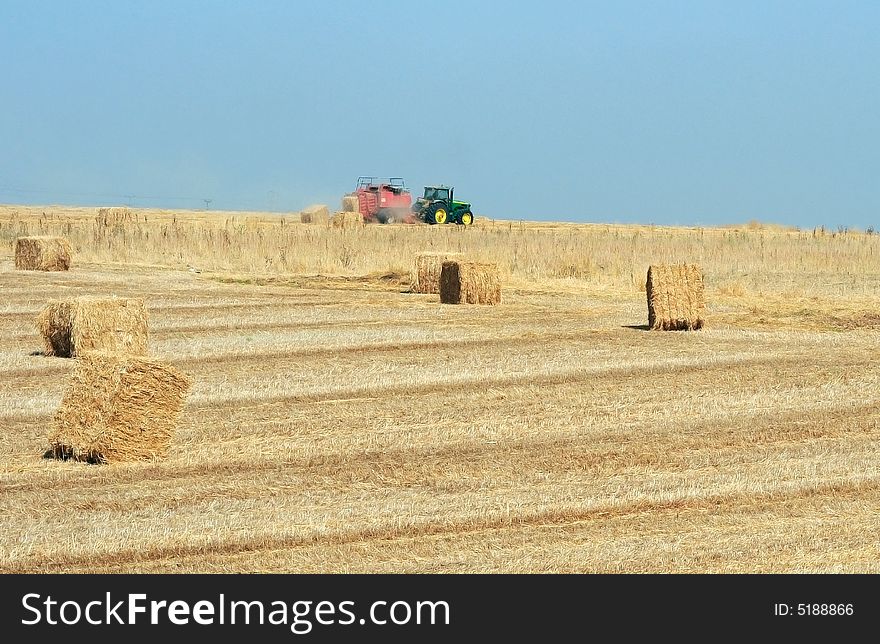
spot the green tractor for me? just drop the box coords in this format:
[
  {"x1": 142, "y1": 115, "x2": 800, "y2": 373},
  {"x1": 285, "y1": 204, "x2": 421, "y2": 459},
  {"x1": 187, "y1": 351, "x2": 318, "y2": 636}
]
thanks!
[{"x1": 412, "y1": 185, "x2": 474, "y2": 226}]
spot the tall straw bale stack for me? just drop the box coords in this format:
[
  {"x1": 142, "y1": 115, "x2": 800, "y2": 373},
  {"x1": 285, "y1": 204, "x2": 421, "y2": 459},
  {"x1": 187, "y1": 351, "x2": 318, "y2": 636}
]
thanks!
[
  {"x1": 36, "y1": 296, "x2": 148, "y2": 357},
  {"x1": 342, "y1": 195, "x2": 360, "y2": 212},
  {"x1": 331, "y1": 211, "x2": 364, "y2": 229},
  {"x1": 47, "y1": 354, "x2": 191, "y2": 464},
  {"x1": 413, "y1": 251, "x2": 465, "y2": 294},
  {"x1": 439, "y1": 261, "x2": 501, "y2": 305},
  {"x1": 300, "y1": 204, "x2": 330, "y2": 224},
  {"x1": 14, "y1": 236, "x2": 72, "y2": 271},
  {"x1": 646, "y1": 263, "x2": 705, "y2": 330},
  {"x1": 96, "y1": 207, "x2": 135, "y2": 226}
]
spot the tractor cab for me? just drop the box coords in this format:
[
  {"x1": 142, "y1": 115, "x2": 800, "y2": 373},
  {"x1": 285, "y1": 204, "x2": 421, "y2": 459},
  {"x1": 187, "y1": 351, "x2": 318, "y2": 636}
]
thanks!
[{"x1": 422, "y1": 185, "x2": 452, "y2": 202}]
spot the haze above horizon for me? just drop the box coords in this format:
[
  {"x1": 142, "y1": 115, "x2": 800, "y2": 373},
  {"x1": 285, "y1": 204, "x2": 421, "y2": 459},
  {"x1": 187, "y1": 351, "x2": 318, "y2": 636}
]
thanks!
[{"x1": 1, "y1": 1, "x2": 877, "y2": 228}]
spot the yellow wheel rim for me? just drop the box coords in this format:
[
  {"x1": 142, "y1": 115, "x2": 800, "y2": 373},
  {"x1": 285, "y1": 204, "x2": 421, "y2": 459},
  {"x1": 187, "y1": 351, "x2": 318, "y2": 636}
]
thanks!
[
  {"x1": 435, "y1": 209, "x2": 447, "y2": 224},
  {"x1": 461, "y1": 213, "x2": 473, "y2": 225}
]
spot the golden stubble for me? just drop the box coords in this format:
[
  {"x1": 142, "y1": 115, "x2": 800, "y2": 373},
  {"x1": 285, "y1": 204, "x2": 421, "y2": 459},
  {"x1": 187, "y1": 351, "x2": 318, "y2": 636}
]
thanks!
[{"x1": 0, "y1": 206, "x2": 878, "y2": 572}]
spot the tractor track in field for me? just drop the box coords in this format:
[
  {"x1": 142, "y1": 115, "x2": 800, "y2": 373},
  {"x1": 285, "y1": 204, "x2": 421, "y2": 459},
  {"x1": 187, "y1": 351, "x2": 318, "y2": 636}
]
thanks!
[
  {"x1": 3, "y1": 338, "x2": 876, "y2": 424},
  {"x1": 5, "y1": 477, "x2": 878, "y2": 573},
  {"x1": 0, "y1": 344, "x2": 798, "y2": 419},
  {"x1": 5, "y1": 356, "x2": 876, "y2": 493},
  {"x1": 0, "y1": 326, "x2": 657, "y2": 379},
  {"x1": 5, "y1": 404, "x2": 876, "y2": 509},
  {"x1": 0, "y1": 298, "x2": 399, "y2": 325}
]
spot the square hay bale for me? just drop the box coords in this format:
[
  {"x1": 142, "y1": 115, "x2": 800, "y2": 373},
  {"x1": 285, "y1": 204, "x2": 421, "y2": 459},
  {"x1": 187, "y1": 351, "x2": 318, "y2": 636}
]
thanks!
[
  {"x1": 96, "y1": 207, "x2": 135, "y2": 226},
  {"x1": 36, "y1": 296, "x2": 149, "y2": 357},
  {"x1": 341, "y1": 194, "x2": 360, "y2": 212},
  {"x1": 47, "y1": 354, "x2": 191, "y2": 463},
  {"x1": 300, "y1": 204, "x2": 330, "y2": 224},
  {"x1": 439, "y1": 261, "x2": 501, "y2": 305},
  {"x1": 413, "y1": 252, "x2": 465, "y2": 294},
  {"x1": 646, "y1": 263, "x2": 705, "y2": 330},
  {"x1": 331, "y1": 211, "x2": 364, "y2": 229},
  {"x1": 14, "y1": 236, "x2": 72, "y2": 271}
]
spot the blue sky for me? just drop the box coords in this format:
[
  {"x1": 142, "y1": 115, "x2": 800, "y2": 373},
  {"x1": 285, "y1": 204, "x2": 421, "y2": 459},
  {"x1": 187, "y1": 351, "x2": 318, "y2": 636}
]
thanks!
[{"x1": 0, "y1": 1, "x2": 877, "y2": 227}]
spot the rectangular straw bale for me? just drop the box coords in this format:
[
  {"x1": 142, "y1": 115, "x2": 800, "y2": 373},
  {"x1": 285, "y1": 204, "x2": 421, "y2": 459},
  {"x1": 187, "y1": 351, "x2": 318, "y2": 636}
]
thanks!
[
  {"x1": 96, "y1": 207, "x2": 136, "y2": 226},
  {"x1": 439, "y1": 261, "x2": 501, "y2": 305},
  {"x1": 413, "y1": 252, "x2": 465, "y2": 294},
  {"x1": 331, "y1": 211, "x2": 364, "y2": 228},
  {"x1": 14, "y1": 236, "x2": 72, "y2": 271},
  {"x1": 47, "y1": 354, "x2": 191, "y2": 464},
  {"x1": 342, "y1": 195, "x2": 360, "y2": 212},
  {"x1": 300, "y1": 204, "x2": 330, "y2": 224},
  {"x1": 646, "y1": 263, "x2": 705, "y2": 330},
  {"x1": 36, "y1": 296, "x2": 148, "y2": 357}
]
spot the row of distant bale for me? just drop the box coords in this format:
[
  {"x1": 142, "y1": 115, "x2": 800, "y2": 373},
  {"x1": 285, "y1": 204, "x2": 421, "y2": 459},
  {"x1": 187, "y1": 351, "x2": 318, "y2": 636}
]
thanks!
[
  {"x1": 13, "y1": 233, "x2": 705, "y2": 327},
  {"x1": 300, "y1": 203, "x2": 364, "y2": 228},
  {"x1": 413, "y1": 252, "x2": 705, "y2": 328}
]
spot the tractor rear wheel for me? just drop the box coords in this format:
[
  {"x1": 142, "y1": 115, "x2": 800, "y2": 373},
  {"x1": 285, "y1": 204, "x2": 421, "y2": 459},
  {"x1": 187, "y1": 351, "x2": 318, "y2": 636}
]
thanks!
[
  {"x1": 427, "y1": 203, "x2": 448, "y2": 225},
  {"x1": 459, "y1": 211, "x2": 473, "y2": 226}
]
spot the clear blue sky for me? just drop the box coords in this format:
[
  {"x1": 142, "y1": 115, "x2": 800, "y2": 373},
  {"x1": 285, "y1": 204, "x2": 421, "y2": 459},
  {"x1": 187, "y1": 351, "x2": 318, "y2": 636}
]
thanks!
[{"x1": 1, "y1": 1, "x2": 877, "y2": 227}]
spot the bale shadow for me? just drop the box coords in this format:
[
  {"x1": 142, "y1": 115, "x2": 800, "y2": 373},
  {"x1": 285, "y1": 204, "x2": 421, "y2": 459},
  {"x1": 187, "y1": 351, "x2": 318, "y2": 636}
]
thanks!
[
  {"x1": 42, "y1": 446, "x2": 103, "y2": 465},
  {"x1": 622, "y1": 324, "x2": 651, "y2": 331},
  {"x1": 29, "y1": 349, "x2": 71, "y2": 358}
]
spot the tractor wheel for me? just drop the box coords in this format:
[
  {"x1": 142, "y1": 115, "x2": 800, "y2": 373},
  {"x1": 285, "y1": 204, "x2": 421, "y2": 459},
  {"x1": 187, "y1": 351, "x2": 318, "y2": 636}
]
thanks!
[
  {"x1": 459, "y1": 211, "x2": 474, "y2": 226},
  {"x1": 428, "y1": 204, "x2": 448, "y2": 225}
]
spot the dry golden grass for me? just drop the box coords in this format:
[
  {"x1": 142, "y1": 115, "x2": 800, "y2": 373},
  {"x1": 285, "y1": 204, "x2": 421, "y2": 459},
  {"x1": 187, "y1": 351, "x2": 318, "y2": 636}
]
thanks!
[
  {"x1": 3, "y1": 204, "x2": 880, "y2": 297},
  {"x1": 0, "y1": 205, "x2": 879, "y2": 573}
]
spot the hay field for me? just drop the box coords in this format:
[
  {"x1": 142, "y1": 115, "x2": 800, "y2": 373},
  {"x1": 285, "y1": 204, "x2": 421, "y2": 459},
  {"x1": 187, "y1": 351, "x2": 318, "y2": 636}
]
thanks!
[{"x1": 1, "y1": 206, "x2": 879, "y2": 573}]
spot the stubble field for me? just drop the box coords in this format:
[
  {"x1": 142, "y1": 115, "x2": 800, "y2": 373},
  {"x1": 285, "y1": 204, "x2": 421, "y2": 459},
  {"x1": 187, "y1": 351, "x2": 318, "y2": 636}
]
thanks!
[{"x1": 1, "y1": 205, "x2": 878, "y2": 572}]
